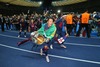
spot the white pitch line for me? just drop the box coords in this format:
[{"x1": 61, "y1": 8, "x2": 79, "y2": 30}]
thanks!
[
  {"x1": 64, "y1": 43, "x2": 100, "y2": 48},
  {"x1": 0, "y1": 34, "x2": 26, "y2": 39},
  {"x1": 0, "y1": 34, "x2": 100, "y2": 48},
  {"x1": 5, "y1": 30, "x2": 30, "y2": 34},
  {"x1": 0, "y1": 43, "x2": 100, "y2": 65},
  {"x1": 4, "y1": 30, "x2": 100, "y2": 39}
]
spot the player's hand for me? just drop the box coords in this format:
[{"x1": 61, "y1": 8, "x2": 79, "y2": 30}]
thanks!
[
  {"x1": 66, "y1": 33, "x2": 69, "y2": 37},
  {"x1": 45, "y1": 38, "x2": 50, "y2": 43},
  {"x1": 31, "y1": 31, "x2": 38, "y2": 37}
]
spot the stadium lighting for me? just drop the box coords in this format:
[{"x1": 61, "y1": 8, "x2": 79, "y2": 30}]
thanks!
[
  {"x1": 39, "y1": 1, "x2": 42, "y2": 5},
  {"x1": 6, "y1": 3, "x2": 9, "y2": 6},
  {"x1": 57, "y1": 10, "x2": 61, "y2": 13}
]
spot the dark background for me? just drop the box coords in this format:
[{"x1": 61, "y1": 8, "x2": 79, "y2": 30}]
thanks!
[{"x1": 0, "y1": 0, "x2": 100, "y2": 15}]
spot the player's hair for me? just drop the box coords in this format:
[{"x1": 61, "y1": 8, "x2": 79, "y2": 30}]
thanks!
[{"x1": 47, "y1": 17, "x2": 54, "y2": 22}]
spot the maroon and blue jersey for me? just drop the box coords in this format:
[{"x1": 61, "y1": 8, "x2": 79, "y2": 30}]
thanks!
[
  {"x1": 55, "y1": 18, "x2": 66, "y2": 32},
  {"x1": 19, "y1": 21, "x2": 27, "y2": 30}
]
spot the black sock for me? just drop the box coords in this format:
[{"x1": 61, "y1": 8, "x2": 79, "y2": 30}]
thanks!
[
  {"x1": 24, "y1": 32, "x2": 26, "y2": 35},
  {"x1": 19, "y1": 32, "x2": 21, "y2": 35}
]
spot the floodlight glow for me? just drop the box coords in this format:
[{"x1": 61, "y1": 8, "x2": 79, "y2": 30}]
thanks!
[
  {"x1": 39, "y1": 1, "x2": 42, "y2": 5},
  {"x1": 57, "y1": 10, "x2": 61, "y2": 13}
]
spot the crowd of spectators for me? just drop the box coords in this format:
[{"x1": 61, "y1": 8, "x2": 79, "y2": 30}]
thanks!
[{"x1": 0, "y1": 11, "x2": 100, "y2": 37}]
